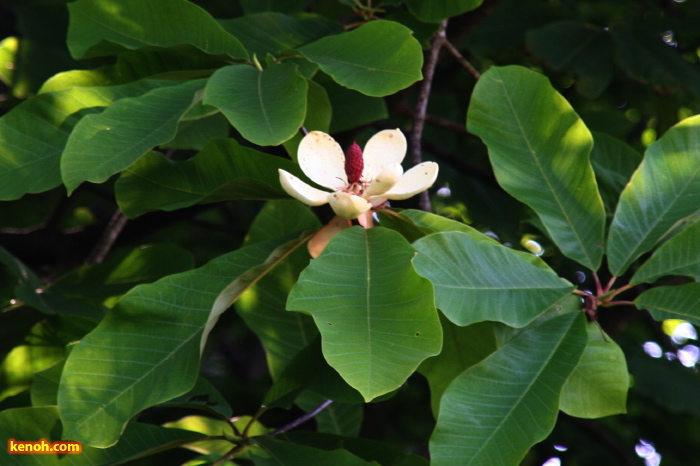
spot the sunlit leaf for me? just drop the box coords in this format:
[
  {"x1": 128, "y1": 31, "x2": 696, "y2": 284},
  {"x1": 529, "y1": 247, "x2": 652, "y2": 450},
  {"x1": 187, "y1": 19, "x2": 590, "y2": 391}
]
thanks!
[
  {"x1": 0, "y1": 80, "x2": 177, "y2": 200},
  {"x1": 430, "y1": 312, "x2": 587, "y2": 465},
  {"x1": 287, "y1": 227, "x2": 442, "y2": 402},
  {"x1": 632, "y1": 219, "x2": 700, "y2": 284},
  {"x1": 299, "y1": 21, "x2": 423, "y2": 97},
  {"x1": 58, "y1": 234, "x2": 306, "y2": 447},
  {"x1": 67, "y1": 0, "x2": 248, "y2": 60},
  {"x1": 559, "y1": 323, "x2": 628, "y2": 418},
  {"x1": 204, "y1": 62, "x2": 307, "y2": 146},
  {"x1": 635, "y1": 282, "x2": 700, "y2": 327},
  {"x1": 607, "y1": 115, "x2": 700, "y2": 276},
  {"x1": 412, "y1": 231, "x2": 574, "y2": 327},
  {"x1": 468, "y1": 65, "x2": 606, "y2": 270},
  {"x1": 61, "y1": 79, "x2": 207, "y2": 194}
]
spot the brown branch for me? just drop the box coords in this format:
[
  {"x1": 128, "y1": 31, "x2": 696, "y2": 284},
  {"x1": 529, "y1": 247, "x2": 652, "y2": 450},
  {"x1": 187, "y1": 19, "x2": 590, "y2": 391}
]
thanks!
[
  {"x1": 442, "y1": 39, "x2": 481, "y2": 80},
  {"x1": 409, "y1": 19, "x2": 448, "y2": 212},
  {"x1": 85, "y1": 209, "x2": 129, "y2": 264},
  {"x1": 267, "y1": 399, "x2": 333, "y2": 436}
]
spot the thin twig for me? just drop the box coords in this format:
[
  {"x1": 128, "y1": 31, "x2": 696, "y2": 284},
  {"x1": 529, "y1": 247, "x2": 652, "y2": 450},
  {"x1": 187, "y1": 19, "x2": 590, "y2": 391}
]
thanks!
[
  {"x1": 85, "y1": 209, "x2": 129, "y2": 264},
  {"x1": 267, "y1": 399, "x2": 333, "y2": 436},
  {"x1": 442, "y1": 39, "x2": 481, "y2": 80},
  {"x1": 409, "y1": 19, "x2": 448, "y2": 212}
]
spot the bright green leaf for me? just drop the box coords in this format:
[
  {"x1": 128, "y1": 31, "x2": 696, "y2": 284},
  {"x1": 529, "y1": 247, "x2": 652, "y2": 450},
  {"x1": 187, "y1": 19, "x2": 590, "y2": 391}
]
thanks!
[
  {"x1": 67, "y1": 0, "x2": 248, "y2": 60},
  {"x1": 204, "y1": 62, "x2": 307, "y2": 146},
  {"x1": 560, "y1": 323, "x2": 629, "y2": 418},
  {"x1": 635, "y1": 282, "x2": 700, "y2": 327},
  {"x1": 0, "y1": 80, "x2": 178, "y2": 200},
  {"x1": 412, "y1": 231, "x2": 575, "y2": 327},
  {"x1": 61, "y1": 79, "x2": 207, "y2": 194},
  {"x1": 287, "y1": 227, "x2": 442, "y2": 402},
  {"x1": 468, "y1": 65, "x2": 606, "y2": 270},
  {"x1": 299, "y1": 21, "x2": 423, "y2": 97},
  {"x1": 116, "y1": 139, "x2": 304, "y2": 218},
  {"x1": 607, "y1": 115, "x2": 700, "y2": 276},
  {"x1": 632, "y1": 219, "x2": 700, "y2": 284},
  {"x1": 429, "y1": 312, "x2": 587, "y2": 465},
  {"x1": 58, "y1": 233, "x2": 307, "y2": 447},
  {"x1": 406, "y1": 0, "x2": 484, "y2": 23}
]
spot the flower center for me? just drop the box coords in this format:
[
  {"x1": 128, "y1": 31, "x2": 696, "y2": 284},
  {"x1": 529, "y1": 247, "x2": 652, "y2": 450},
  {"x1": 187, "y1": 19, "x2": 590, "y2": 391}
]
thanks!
[{"x1": 344, "y1": 142, "x2": 363, "y2": 184}]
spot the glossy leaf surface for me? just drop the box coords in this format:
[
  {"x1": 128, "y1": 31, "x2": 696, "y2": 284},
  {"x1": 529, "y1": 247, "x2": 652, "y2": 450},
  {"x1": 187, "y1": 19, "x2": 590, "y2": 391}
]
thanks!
[
  {"x1": 299, "y1": 21, "x2": 423, "y2": 97},
  {"x1": 607, "y1": 115, "x2": 700, "y2": 276},
  {"x1": 412, "y1": 231, "x2": 574, "y2": 327},
  {"x1": 468, "y1": 65, "x2": 606, "y2": 270},
  {"x1": 287, "y1": 227, "x2": 442, "y2": 401},
  {"x1": 430, "y1": 312, "x2": 587, "y2": 465}
]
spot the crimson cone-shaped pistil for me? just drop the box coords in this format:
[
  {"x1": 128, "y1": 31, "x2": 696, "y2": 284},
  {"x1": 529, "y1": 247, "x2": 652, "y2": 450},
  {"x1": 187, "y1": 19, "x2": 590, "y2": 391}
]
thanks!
[{"x1": 344, "y1": 142, "x2": 363, "y2": 184}]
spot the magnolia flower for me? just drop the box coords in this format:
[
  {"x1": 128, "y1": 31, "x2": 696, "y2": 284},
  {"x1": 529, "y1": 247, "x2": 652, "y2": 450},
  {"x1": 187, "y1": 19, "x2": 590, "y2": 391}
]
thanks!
[{"x1": 278, "y1": 129, "x2": 439, "y2": 219}]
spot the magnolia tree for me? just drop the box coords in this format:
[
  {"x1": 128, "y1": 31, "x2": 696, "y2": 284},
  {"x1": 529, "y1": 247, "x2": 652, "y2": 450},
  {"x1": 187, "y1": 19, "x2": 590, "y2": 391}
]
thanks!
[{"x1": 1, "y1": 0, "x2": 700, "y2": 465}]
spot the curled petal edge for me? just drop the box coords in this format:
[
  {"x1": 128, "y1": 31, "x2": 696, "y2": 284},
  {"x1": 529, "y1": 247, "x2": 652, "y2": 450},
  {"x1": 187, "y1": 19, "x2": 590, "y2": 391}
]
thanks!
[
  {"x1": 279, "y1": 169, "x2": 330, "y2": 206},
  {"x1": 382, "y1": 162, "x2": 439, "y2": 200},
  {"x1": 364, "y1": 162, "x2": 403, "y2": 197},
  {"x1": 327, "y1": 192, "x2": 372, "y2": 220}
]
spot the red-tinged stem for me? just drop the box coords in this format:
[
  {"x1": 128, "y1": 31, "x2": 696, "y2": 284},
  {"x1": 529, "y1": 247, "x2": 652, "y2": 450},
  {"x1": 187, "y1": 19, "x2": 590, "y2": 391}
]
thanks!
[
  {"x1": 592, "y1": 271, "x2": 603, "y2": 296},
  {"x1": 602, "y1": 300, "x2": 636, "y2": 308},
  {"x1": 604, "y1": 276, "x2": 618, "y2": 294},
  {"x1": 605, "y1": 283, "x2": 634, "y2": 301}
]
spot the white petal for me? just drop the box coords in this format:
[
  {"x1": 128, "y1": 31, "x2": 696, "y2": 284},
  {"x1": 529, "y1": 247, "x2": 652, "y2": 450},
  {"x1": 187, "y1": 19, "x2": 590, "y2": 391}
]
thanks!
[
  {"x1": 364, "y1": 162, "x2": 403, "y2": 197},
  {"x1": 362, "y1": 129, "x2": 407, "y2": 179},
  {"x1": 298, "y1": 131, "x2": 347, "y2": 190},
  {"x1": 279, "y1": 169, "x2": 330, "y2": 206},
  {"x1": 327, "y1": 192, "x2": 372, "y2": 219},
  {"x1": 382, "y1": 162, "x2": 439, "y2": 200}
]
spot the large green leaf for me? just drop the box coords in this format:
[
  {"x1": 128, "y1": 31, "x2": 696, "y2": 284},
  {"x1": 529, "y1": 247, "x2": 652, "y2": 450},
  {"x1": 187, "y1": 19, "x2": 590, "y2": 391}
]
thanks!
[
  {"x1": 607, "y1": 115, "x2": 700, "y2": 276},
  {"x1": 0, "y1": 407, "x2": 204, "y2": 465},
  {"x1": 61, "y1": 78, "x2": 207, "y2": 194},
  {"x1": 0, "y1": 80, "x2": 177, "y2": 200},
  {"x1": 219, "y1": 12, "x2": 342, "y2": 56},
  {"x1": 468, "y1": 65, "x2": 606, "y2": 270},
  {"x1": 115, "y1": 138, "x2": 304, "y2": 218},
  {"x1": 559, "y1": 323, "x2": 628, "y2": 418},
  {"x1": 57, "y1": 233, "x2": 308, "y2": 447},
  {"x1": 418, "y1": 318, "x2": 496, "y2": 416},
  {"x1": 67, "y1": 0, "x2": 248, "y2": 60},
  {"x1": 429, "y1": 311, "x2": 587, "y2": 465},
  {"x1": 286, "y1": 227, "x2": 442, "y2": 402},
  {"x1": 412, "y1": 231, "x2": 575, "y2": 327},
  {"x1": 635, "y1": 283, "x2": 700, "y2": 327},
  {"x1": 230, "y1": 201, "x2": 320, "y2": 379},
  {"x1": 299, "y1": 21, "x2": 423, "y2": 97},
  {"x1": 405, "y1": 0, "x2": 484, "y2": 23},
  {"x1": 204, "y1": 62, "x2": 307, "y2": 146},
  {"x1": 632, "y1": 219, "x2": 700, "y2": 284}
]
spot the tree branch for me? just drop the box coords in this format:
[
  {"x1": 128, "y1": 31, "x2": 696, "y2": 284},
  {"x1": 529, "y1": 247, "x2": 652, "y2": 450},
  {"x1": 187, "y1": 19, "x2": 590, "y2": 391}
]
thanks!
[
  {"x1": 267, "y1": 399, "x2": 333, "y2": 436},
  {"x1": 85, "y1": 209, "x2": 129, "y2": 264},
  {"x1": 409, "y1": 19, "x2": 448, "y2": 212}
]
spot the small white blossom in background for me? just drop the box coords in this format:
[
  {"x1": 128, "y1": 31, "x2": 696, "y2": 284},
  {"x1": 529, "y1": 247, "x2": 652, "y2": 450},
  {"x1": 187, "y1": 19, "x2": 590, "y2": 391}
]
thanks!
[{"x1": 279, "y1": 129, "x2": 439, "y2": 220}]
